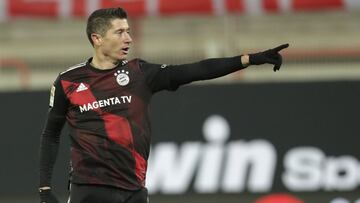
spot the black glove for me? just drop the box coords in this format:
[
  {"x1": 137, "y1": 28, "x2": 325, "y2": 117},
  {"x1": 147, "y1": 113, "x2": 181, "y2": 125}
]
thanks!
[
  {"x1": 39, "y1": 189, "x2": 60, "y2": 203},
  {"x1": 249, "y1": 43, "x2": 289, "y2": 72}
]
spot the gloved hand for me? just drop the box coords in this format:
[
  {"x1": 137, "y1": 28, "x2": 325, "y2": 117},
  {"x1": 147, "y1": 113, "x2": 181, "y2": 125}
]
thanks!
[
  {"x1": 249, "y1": 43, "x2": 289, "y2": 72},
  {"x1": 39, "y1": 189, "x2": 60, "y2": 203}
]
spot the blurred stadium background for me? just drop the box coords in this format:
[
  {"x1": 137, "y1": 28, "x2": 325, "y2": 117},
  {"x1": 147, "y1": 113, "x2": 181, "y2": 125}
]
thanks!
[{"x1": 1, "y1": 0, "x2": 360, "y2": 203}]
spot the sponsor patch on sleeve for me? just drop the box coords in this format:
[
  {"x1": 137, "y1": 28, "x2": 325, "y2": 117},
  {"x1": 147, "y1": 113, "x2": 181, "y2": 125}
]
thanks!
[{"x1": 49, "y1": 85, "x2": 55, "y2": 107}]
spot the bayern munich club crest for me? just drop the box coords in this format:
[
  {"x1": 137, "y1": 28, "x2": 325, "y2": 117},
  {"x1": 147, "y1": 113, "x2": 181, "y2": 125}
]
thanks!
[{"x1": 114, "y1": 70, "x2": 130, "y2": 86}]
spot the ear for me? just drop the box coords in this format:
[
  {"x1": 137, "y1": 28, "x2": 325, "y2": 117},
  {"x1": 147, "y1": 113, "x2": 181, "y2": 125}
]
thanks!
[{"x1": 91, "y1": 33, "x2": 103, "y2": 46}]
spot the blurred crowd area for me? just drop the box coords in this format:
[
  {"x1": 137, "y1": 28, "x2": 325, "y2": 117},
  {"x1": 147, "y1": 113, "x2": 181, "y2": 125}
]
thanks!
[{"x1": 1, "y1": 10, "x2": 360, "y2": 91}]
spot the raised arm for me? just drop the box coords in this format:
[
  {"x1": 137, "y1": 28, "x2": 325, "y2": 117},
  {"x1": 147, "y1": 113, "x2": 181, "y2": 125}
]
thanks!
[{"x1": 140, "y1": 44, "x2": 289, "y2": 93}]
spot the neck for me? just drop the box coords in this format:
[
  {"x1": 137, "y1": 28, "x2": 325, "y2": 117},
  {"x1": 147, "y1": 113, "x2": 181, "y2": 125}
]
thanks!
[{"x1": 91, "y1": 53, "x2": 119, "y2": 70}]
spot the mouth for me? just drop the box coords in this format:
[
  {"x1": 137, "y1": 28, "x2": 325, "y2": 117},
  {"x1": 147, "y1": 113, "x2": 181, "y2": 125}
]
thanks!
[{"x1": 121, "y1": 47, "x2": 130, "y2": 55}]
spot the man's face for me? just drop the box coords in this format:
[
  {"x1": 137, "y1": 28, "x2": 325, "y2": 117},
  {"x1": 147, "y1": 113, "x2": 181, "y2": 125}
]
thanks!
[{"x1": 99, "y1": 18, "x2": 132, "y2": 60}]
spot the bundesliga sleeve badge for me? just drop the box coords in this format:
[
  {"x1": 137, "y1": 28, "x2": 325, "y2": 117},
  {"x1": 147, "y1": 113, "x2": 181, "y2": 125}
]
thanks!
[{"x1": 49, "y1": 85, "x2": 55, "y2": 107}]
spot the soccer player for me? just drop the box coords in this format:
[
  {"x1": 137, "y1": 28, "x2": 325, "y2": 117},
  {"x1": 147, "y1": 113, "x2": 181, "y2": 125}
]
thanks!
[{"x1": 39, "y1": 7, "x2": 289, "y2": 203}]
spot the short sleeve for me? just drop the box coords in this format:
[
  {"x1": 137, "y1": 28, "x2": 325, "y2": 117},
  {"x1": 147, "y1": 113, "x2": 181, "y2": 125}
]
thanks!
[
  {"x1": 139, "y1": 60, "x2": 179, "y2": 93},
  {"x1": 49, "y1": 75, "x2": 69, "y2": 115}
]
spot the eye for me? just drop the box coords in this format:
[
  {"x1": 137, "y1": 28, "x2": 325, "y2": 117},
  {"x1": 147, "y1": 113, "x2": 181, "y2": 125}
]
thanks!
[{"x1": 115, "y1": 29, "x2": 130, "y2": 35}]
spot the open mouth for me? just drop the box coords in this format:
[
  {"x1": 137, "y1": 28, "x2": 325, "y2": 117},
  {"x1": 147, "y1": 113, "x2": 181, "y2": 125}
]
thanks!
[{"x1": 122, "y1": 47, "x2": 130, "y2": 54}]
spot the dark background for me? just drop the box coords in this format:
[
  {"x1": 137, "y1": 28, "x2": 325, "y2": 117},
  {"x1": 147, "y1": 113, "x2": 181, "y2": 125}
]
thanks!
[{"x1": 1, "y1": 81, "x2": 359, "y2": 203}]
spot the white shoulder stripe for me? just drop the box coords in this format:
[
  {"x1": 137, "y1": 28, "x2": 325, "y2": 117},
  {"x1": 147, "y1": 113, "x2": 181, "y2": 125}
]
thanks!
[{"x1": 60, "y1": 62, "x2": 87, "y2": 75}]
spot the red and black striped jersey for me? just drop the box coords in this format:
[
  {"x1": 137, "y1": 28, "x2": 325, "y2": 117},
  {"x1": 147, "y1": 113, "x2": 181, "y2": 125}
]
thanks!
[
  {"x1": 40, "y1": 56, "x2": 243, "y2": 190},
  {"x1": 52, "y1": 58, "x2": 176, "y2": 189}
]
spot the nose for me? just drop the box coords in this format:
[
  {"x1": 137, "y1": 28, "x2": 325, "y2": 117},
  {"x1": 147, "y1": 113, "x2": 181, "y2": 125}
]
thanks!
[{"x1": 124, "y1": 32, "x2": 132, "y2": 43}]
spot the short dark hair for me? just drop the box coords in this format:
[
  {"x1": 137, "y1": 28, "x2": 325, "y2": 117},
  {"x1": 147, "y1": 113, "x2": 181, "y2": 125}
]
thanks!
[{"x1": 86, "y1": 7, "x2": 128, "y2": 46}]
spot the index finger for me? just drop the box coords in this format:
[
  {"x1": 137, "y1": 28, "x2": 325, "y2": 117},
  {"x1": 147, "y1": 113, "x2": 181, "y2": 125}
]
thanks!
[{"x1": 272, "y1": 43, "x2": 289, "y2": 52}]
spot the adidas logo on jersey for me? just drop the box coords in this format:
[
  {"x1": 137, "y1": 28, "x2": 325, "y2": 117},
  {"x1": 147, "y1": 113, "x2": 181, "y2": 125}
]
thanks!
[{"x1": 76, "y1": 83, "x2": 88, "y2": 92}]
